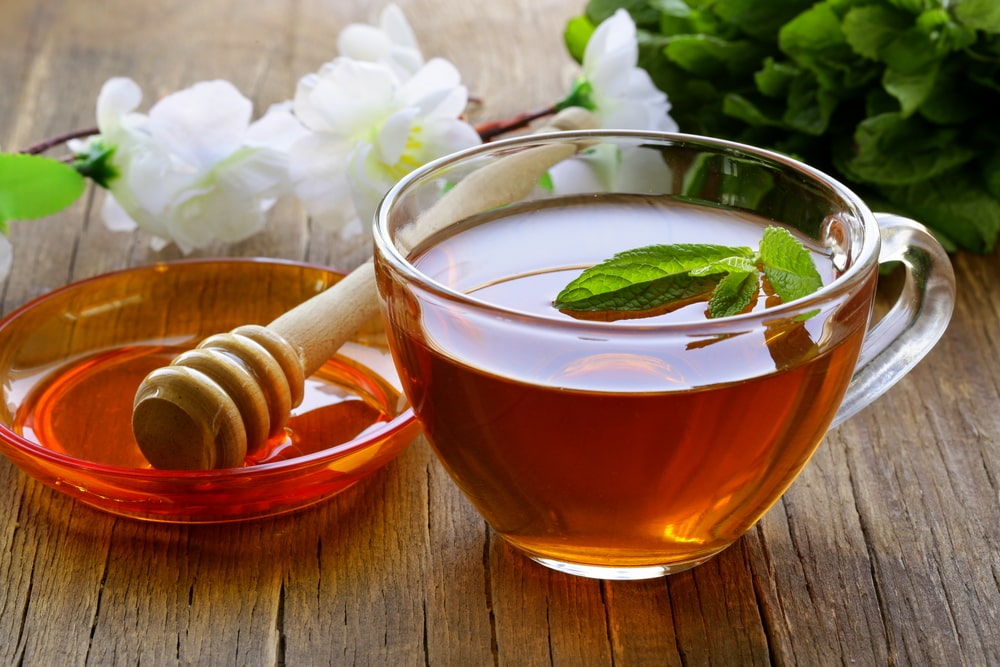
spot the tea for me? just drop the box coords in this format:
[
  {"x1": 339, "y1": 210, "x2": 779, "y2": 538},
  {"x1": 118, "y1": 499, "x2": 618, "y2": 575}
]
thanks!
[{"x1": 379, "y1": 195, "x2": 873, "y2": 570}]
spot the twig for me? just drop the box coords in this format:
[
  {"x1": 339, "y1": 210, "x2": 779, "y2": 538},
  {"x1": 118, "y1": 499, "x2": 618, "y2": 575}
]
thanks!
[
  {"x1": 475, "y1": 106, "x2": 557, "y2": 142},
  {"x1": 20, "y1": 127, "x2": 99, "y2": 155}
]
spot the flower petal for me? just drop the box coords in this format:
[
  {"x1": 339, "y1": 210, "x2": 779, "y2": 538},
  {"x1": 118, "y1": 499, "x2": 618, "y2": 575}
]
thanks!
[
  {"x1": 96, "y1": 77, "x2": 143, "y2": 134},
  {"x1": 148, "y1": 80, "x2": 253, "y2": 165},
  {"x1": 337, "y1": 3, "x2": 424, "y2": 80},
  {"x1": 293, "y1": 59, "x2": 398, "y2": 138},
  {"x1": 377, "y1": 108, "x2": 418, "y2": 166}
]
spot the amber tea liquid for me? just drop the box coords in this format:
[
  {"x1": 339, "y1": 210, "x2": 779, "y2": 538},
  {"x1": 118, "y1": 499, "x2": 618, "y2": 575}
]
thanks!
[{"x1": 379, "y1": 195, "x2": 873, "y2": 572}]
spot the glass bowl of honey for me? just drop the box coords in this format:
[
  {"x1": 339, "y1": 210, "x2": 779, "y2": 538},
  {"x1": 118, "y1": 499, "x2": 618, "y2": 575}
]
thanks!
[{"x1": 0, "y1": 258, "x2": 419, "y2": 523}]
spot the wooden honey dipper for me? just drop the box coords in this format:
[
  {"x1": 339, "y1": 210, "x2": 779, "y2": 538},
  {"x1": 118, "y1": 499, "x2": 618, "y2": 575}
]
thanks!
[{"x1": 131, "y1": 109, "x2": 598, "y2": 470}]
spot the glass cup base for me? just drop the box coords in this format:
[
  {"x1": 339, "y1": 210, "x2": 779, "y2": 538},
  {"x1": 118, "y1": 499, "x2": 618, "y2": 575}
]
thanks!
[{"x1": 529, "y1": 553, "x2": 720, "y2": 580}]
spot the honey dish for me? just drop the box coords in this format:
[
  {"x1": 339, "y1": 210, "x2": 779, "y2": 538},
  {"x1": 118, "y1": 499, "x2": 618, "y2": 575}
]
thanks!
[{"x1": 0, "y1": 258, "x2": 419, "y2": 523}]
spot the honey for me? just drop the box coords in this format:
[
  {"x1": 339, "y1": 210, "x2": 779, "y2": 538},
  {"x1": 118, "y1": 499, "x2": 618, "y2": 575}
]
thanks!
[{"x1": 17, "y1": 345, "x2": 398, "y2": 469}]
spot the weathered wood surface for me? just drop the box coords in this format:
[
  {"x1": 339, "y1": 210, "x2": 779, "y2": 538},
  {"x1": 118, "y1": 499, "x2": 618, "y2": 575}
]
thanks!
[{"x1": 1, "y1": 0, "x2": 997, "y2": 664}]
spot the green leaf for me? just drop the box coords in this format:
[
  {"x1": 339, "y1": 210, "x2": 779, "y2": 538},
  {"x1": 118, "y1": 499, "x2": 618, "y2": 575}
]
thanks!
[
  {"x1": 778, "y1": 2, "x2": 859, "y2": 91},
  {"x1": 883, "y1": 60, "x2": 939, "y2": 116},
  {"x1": 711, "y1": 0, "x2": 816, "y2": 41},
  {"x1": 689, "y1": 255, "x2": 757, "y2": 276},
  {"x1": 759, "y1": 226, "x2": 823, "y2": 303},
  {"x1": 564, "y1": 15, "x2": 595, "y2": 63},
  {"x1": 918, "y1": 59, "x2": 982, "y2": 124},
  {"x1": 570, "y1": 0, "x2": 1000, "y2": 252},
  {"x1": 954, "y1": 0, "x2": 1000, "y2": 34},
  {"x1": 0, "y1": 153, "x2": 86, "y2": 227},
  {"x1": 664, "y1": 35, "x2": 765, "y2": 77},
  {"x1": 585, "y1": 0, "x2": 661, "y2": 28},
  {"x1": 880, "y1": 26, "x2": 941, "y2": 73},
  {"x1": 554, "y1": 244, "x2": 753, "y2": 313},
  {"x1": 835, "y1": 112, "x2": 978, "y2": 185},
  {"x1": 784, "y1": 71, "x2": 839, "y2": 134},
  {"x1": 755, "y1": 58, "x2": 801, "y2": 98},
  {"x1": 842, "y1": 5, "x2": 912, "y2": 60},
  {"x1": 655, "y1": 0, "x2": 697, "y2": 36},
  {"x1": 723, "y1": 94, "x2": 784, "y2": 127},
  {"x1": 917, "y1": 10, "x2": 977, "y2": 51},
  {"x1": 708, "y1": 270, "x2": 759, "y2": 317},
  {"x1": 879, "y1": 166, "x2": 1000, "y2": 252}
]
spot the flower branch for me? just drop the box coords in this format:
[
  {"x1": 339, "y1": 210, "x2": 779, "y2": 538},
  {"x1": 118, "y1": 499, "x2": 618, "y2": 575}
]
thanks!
[
  {"x1": 21, "y1": 128, "x2": 99, "y2": 156},
  {"x1": 473, "y1": 106, "x2": 558, "y2": 142},
  {"x1": 0, "y1": 6, "x2": 675, "y2": 281}
]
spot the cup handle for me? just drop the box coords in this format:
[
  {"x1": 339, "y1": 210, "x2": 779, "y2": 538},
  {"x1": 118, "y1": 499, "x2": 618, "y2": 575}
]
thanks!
[{"x1": 831, "y1": 213, "x2": 956, "y2": 428}]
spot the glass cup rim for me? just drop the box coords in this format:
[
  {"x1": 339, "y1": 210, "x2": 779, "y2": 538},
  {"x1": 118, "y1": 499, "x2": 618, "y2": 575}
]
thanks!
[{"x1": 373, "y1": 129, "x2": 881, "y2": 332}]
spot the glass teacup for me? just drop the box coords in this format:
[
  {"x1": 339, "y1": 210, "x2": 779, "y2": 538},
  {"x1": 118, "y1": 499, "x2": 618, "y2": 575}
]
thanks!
[{"x1": 373, "y1": 131, "x2": 955, "y2": 580}]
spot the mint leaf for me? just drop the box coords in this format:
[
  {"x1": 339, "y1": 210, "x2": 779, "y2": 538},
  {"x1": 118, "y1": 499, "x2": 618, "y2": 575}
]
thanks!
[
  {"x1": 689, "y1": 255, "x2": 756, "y2": 276},
  {"x1": 878, "y1": 166, "x2": 1000, "y2": 252},
  {"x1": 0, "y1": 153, "x2": 85, "y2": 228},
  {"x1": 708, "y1": 270, "x2": 759, "y2": 318},
  {"x1": 554, "y1": 244, "x2": 753, "y2": 313},
  {"x1": 664, "y1": 35, "x2": 765, "y2": 78},
  {"x1": 834, "y1": 112, "x2": 977, "y2": 186},
  {"x1": 954, "y1": 0, "x2": 1000, "y2": 34},
  {"x1": 842, "y1": 5, "x2": 911, "y2": 61},
  {"x1": 759, "y1": 226, "x2": 823, "y2": 303},
  {"x1": 553, "y1": 225, "x2": 823, "y2": 320},
  {"x1": 883, "y1": 61, "x2": 940, "y2": 116}
]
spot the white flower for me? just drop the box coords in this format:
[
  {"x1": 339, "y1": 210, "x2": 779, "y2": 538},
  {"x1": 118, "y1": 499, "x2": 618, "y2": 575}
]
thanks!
[
  {"x1": 563, "y1": 9, "x2": 678, "y2": 132},
  {"x1": 547, "y1": 143, "x2": 673, "y2": 196},
  {"x1": 290, "y1": 56, "x2": 481, "y2": 232},
  {"x1": 75, "y1": 77, "x2": 307, "y2": 252},
  {"x1": 337, "y1": 3, "x2": 424, "y2": 81}
]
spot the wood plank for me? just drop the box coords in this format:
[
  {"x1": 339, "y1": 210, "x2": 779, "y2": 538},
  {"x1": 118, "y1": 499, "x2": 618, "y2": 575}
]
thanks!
[{"x1": 0, "y1": 0, "x2": 998, "y2": 664}]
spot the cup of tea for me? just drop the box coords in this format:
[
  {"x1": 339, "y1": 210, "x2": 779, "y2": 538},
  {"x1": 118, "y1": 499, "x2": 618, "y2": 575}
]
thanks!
[{"x1": 372, "y1": 131, "x2": 955, "y2": 580}]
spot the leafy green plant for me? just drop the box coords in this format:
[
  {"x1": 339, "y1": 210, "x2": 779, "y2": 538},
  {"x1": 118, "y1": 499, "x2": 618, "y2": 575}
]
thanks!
[{"x1": 565, "y1": 0, "x2": 1000, "y2": 252}]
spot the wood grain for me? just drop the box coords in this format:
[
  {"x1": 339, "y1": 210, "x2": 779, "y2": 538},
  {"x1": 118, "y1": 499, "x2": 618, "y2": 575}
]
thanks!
[{"x1": 1, "y1": 0, "x2": 998, "y2": 665}]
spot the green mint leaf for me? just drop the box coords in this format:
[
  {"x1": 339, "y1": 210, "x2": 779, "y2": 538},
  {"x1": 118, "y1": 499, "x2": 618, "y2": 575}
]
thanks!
[
  {"x1": 553, "y1": 225, "x2": 823, "y2": 320},
  {"x1": 878, "y1": 165, "x2": 1000, "y2": 252},
  {"x1": 883, "y1": 61, "x2": 940, "y2": 116},
  {"x1": 953, "y1": 0, "x2": 1000, "y2": 34},
  {"x1": 842, "y1": 5, "x2": 911, "y2": 61},
  {"x1": 834, "y1": 112, "x2": 977, "y2": 186},
  {"x1": 689, "y1": 255, "x2": 757, "y2": 276},
  {"x1": 553, "y1": 243, "x2": 753, "y2": 313},
  {"x1": 0, "y1": 153, "x2": 85, "y2": 227},
  {"x1": 759, "y1": 226, "x2": 823, "y2": 304},
  {"x1": 708, "y1": 270, "x2": 759, "y2": 318}
]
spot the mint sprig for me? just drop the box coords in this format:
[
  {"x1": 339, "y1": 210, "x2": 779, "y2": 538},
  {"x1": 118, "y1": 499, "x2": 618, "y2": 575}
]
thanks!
[
  {"x1": 759, "y1": 225, "x2": 824, "y2": 303},
  {"x1": 554, "y1": 226, "x2": 823, "y2": 320}
]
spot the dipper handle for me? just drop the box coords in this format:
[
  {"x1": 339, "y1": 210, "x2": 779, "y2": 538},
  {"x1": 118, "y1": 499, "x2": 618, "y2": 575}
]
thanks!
[{"x1": 130, "y1": 261, "x2": 381, "y2": 470}]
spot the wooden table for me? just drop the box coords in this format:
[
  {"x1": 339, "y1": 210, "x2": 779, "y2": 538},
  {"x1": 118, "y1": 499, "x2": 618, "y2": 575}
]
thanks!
[{"x1": 1, "y1": 1, "x2": 997, "y2": 664}]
